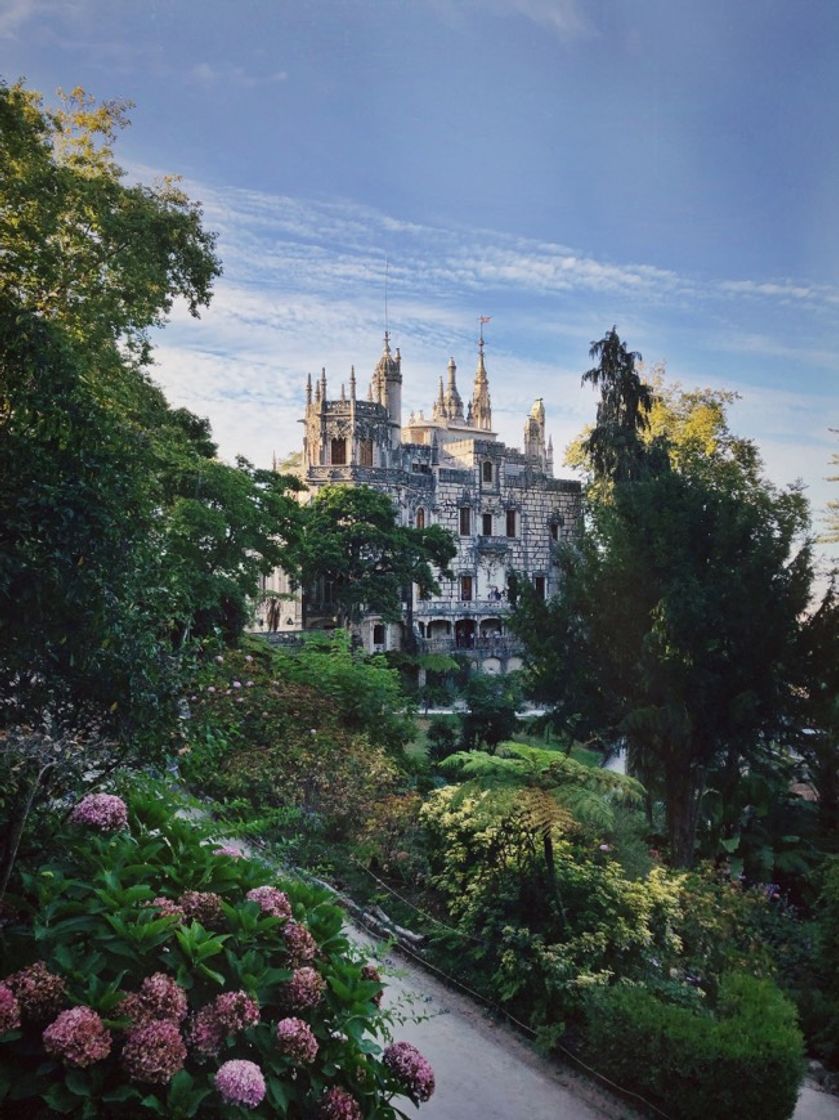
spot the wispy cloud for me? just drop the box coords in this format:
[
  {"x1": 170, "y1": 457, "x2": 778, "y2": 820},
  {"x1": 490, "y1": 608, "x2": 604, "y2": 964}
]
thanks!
[
  {"x1": 188, "y1": 62, "x2": 287, "y2": 88},
  {"x1": 0, "y1": 0, "x2": 51, "y2": 37},
  {"x1": 143, "y1": 171, "x2": 837, "y2": 576},
  {"x1": 428, "y1": 0, "x2": 592, "y2": 40}
]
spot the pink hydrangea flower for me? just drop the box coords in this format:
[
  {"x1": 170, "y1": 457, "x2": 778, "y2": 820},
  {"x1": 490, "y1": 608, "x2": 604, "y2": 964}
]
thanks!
[
  {"x1": 213, "y1": 844, "x2": 243, "y2": 859},
  {"x1": 178, "y1": 890, "x2": 224, "y2": 927},
  {"x1": 361, "y1": 963, "x2": 383, "y2": 1006},
  {"x1": 43, "y1": 1006, "x2": 111, "y2": 1067},
  {"x1": 118, "y1": 973, "x2": 188, "y2": 1027},
  {"x1": 276, "y1": 1016, "x2": 318, "y2": 1063},
  {"x1": 145, "y1": 895, "x2": 186, "y2": 920},
  {"x1": 69, "y1": 793, "x2": 128, "y2": 832},
  {"x1": 285, "y1": 967, "x2": 325, "y2": 1011},
  {"x1": 215, "y1": 1059, "x2": 266, "y2": 1109},
  {"x1": 0, "y1": 983, "x2": 21, "y2": 1033},
  {"x1": 122, "y1": 1020, "x2": 187, "y2": 1083},
  {"x1": 383, "y1": 1041, "x2": 435, "y2": 1102},
  {"x1": 188, "y1": 1004, "x2": 225, "y2": 1058},
  {"x1": 6, "y1": 961, "x2": 66, "y2": 1021},
  {"x1": 212, "y1": 990, "x2": 260, "y2": 1033},
  {"x1": 319, "y1": 1085, "x2": 363, "y2": 1120},
  {"x1": 283, "y1": 920, "x2": 317, "y2": 965},
  {"x1": 246, "y1": 885, "x2": 292, "y2": 919}
]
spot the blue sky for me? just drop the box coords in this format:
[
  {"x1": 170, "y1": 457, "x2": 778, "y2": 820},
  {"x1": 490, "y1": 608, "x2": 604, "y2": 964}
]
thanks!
[{"x1": 3, "y1": 0, "x2": 837, "y2": 569}]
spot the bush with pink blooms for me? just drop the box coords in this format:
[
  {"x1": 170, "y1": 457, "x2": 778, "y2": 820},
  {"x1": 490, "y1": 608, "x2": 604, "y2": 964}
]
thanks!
[{"x1": 0, "y1": 780, "x2": 434, "y2": 1118}]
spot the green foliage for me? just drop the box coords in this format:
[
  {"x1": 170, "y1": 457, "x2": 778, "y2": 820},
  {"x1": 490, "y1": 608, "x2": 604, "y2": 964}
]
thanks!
[
  {"x1": 293, "y1": 484, "x2": 456, "y2": 625},
  {"x1": 0, "y1": 81, "x2": 302, "y2": 772},
  {"x1": 420, "y1": 785, "x2": 684, "y2": 1027},
  {"x1": 515, "y1": 438, "x2": 812, "y2": 866},
  {"x1": 181, "y1": 638, "x2": 411, "y2": 841},
  {"x1": 0, "y1": 780, "x2": 424, "y2": 1119},
  {"x1": 796, "y1": 857, "x2": 839, "y2": 1067},
  {"x1": 425, "y1": 717, "x2": 459, "y2": 764},
  {"x1": 0, "y1": 83, "x2": 219, "y2": 354},
  {"x1": 583, "y1": 973, "x2": 804, "y2": 1120},
  {"x1": 579, "y1": 326, "x2": 654, "y2": 485},
  {"x1": 459, "y1": 673, "x2": 522, "y2": 751}
]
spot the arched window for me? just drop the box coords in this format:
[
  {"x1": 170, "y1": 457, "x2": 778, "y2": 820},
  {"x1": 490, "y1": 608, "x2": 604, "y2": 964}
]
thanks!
[
  {"x1": 416, "y1": 507, "x2": 426, "y2": 529},
  {"x1": 482, "y1": 461, "x2": 493, "y2": 484},
  {"x1": 331, "y1": 438, "x2": 347, "y2": 465},
  {"x1": 359, "y1": 440, "x2": 373, "y2": 466}
]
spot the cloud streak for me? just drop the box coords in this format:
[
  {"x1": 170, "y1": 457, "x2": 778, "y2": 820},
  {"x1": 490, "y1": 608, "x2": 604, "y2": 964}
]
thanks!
[{"x1": 145, "y1": 171, "x2": 837, "y2": 573}]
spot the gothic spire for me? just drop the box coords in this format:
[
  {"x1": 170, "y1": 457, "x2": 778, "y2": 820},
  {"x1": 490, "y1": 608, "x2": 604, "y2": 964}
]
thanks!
[
  {"x1": 444, "y1": 357, "x2": 464, "y2": 422},
  {"x1": 471, "y1": 331, "x2": 492, "y2": 430}
]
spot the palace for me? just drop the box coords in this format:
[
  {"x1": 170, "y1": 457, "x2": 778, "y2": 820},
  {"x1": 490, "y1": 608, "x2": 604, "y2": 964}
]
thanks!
[{"x1": 260, "y1": 331, "x2": 581, "y2": 673}]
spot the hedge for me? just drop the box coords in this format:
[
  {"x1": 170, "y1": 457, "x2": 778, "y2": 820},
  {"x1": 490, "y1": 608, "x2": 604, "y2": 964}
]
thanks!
[{"x1": 583, "y1": 971, "x2": 804, "y2": 1120}]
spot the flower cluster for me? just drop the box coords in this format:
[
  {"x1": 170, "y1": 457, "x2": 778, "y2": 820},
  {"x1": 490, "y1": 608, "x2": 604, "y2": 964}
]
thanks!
[
  {"x1": 285, "y1": 967, "x2": 326, "y2": 1011},
  {"x1": 283, "y1": 920, "x2": 317, "y2": 965},
  {"x1": 43, "y1": 1006, "x2": 111, "y2": 1067},
  {"x1": 213, "y1": 990, "x2": 260, "y2": 1033},
  {"x1": 276, "y1": 1016, "x2": 318, "y2": 1063},
  {"x1": 383, "y1": 1041, "x2": 435, "y2": 1102},
  {"x1": 319, "y1": 1085, "x2": 363, "y2": 1120},
  {"x1": 213, "y1": 844, "x2": 243, "y2": 859},
  {"x1": 188, "y1": 1004, "x2": 225, "y2": 1058},
  {"x1": 215, "y1": 1059, "x2": 266, "y2": 1109},
  {"x1": 69, "y1": 793, "x2": 128, "y2": 832},
  {"x1": 246, "y1": 885, "x2": 292, "y2": 919},
  {"x1": 118, "y1": 973, "x2": 188, "y2": 1027},
  {"x1": 188, "y1": 990, "x2": 260, "y2": 1057},
  {"x1": 0, "y1": 983, "x2": 21, "y2": 1033},
  {"x1": 5, "y1": 961, "x2": 66, "y2": 1021},
  {"x1": 146, "y1": 895, "x2": 186, "y2": 920},
  {"x1": 122, "y1": 1020, "x2": 187, "y2": 1083},
  {"x1": 361, "y1": 963, "x2": 383, "y2": 1006},
  {"x1": 178, "y1": 890, "x2": 224, "y2": 927}
]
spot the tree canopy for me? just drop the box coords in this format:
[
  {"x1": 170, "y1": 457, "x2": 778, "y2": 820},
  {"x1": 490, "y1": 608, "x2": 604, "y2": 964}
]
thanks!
[
  {"x1": 514, "y1": 333, "x2": 815, "y2": 867},
  {"x1": 0, "y1": 82, "x2": 299, "y2": 746},
  {"x1": 294, "y1": 484, "x2": 456, "y2": 627}
]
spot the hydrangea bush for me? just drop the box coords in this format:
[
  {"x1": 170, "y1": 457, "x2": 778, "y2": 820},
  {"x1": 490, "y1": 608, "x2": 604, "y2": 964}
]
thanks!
[{"x1": 0, "y1": 783, "x2": 434, "y2": 1118}]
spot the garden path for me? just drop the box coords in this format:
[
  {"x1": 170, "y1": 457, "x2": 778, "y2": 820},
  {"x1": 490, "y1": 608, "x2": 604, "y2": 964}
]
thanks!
[{"x1": 356, "y1": 929, "x2": 839, "y2": 1120}]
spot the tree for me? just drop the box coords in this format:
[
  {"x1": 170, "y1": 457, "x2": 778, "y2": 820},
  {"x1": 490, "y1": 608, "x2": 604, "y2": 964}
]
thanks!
[
  {"x1": 514, "y1": 357, "x2": 813, "y2": 867},
  {"x1": 0, "y1": 84, "x2": 302, "y2": 873},
  {"x1": 440, "y1": 743, "x2": 643, "y2": 894},
  {"x1": 822, "y1": 429, "x2": 839, "y2": 544},
  {"x1": 0, "y1": 83, "x2": 219, "y2": 356},
  {"x1": 294, "y1": 485, "x2": 456, "y2": 628},
  {"x1": 460, "y1": 673, "x2": 522, "y2": 751},
  {"x1": 793, "y1": 583, "x2": 839, "y2": 848},
  {"x1": 580, "y1": 326, "x2": 654, "y2": 484}
]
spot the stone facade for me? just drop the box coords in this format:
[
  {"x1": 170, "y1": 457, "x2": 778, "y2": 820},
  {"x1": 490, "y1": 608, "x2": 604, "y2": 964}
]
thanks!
[{"x1": 258, "y1": 333, "x2": 581, "y2": 673}]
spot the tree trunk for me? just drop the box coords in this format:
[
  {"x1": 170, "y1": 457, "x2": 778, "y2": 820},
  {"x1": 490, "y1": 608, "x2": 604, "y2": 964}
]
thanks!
[
  {"x1": 665, "y1": 768, "x2": 704, "y2": 869},
  {"x1": 0, "y1": 762, "x2": 52, "y2": 898}
]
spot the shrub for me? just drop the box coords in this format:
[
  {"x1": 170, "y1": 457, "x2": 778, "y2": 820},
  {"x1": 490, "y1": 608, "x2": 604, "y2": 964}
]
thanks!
[
  {"x1": 0, "y1": 781, "x2": 434, "y2": 1118},
  {"x1": 181, "y1": 643, "x2": 403, "y2": 841},
  {"x1": 583, "y1": 972, "x2": 804, "y2": 1120},
  {"x1": 426, "y1": 717, "x2": 459, "y2": 765}
]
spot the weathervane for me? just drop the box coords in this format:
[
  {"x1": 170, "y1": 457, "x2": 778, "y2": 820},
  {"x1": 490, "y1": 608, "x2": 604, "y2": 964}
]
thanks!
[{"x1": 478, "y1": 314, "x2": 492, "y2": 352}]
